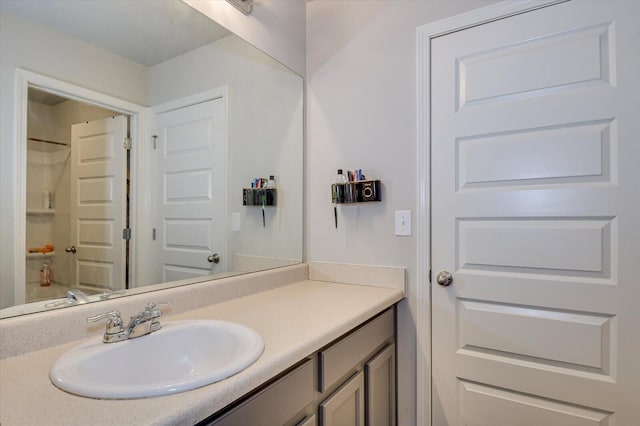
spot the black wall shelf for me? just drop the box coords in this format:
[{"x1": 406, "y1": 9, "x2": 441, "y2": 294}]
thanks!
[
  {"x1": 331, "y1": 180, "x2": 381, "y2": 204},
  {"x1": 243, "y1": 188, "x2": 277, "y2": 206}
]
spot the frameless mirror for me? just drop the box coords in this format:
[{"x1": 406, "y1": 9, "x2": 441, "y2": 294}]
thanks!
[{"x1": 0, "y1": 0, "x2": 303, "y2": 317}]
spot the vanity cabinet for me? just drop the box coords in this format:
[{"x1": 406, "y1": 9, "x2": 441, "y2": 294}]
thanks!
[
  {"x1": 205, "y1": 359, "x2": 314, "y2": 426},
  {"x1": 199, "y1": 307, "x2": 396, "y2": 426},
  {"x1": 317, "y1": 308, "x2": 395, "y2": 426}
]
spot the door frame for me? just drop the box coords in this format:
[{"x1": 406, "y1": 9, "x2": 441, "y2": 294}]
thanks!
[
  {"x1": 13, "y1": 68, "x2": 149, "y2": 304},
  {"x1": 415, "y1": 1, "x2": 564, "y2": 424}
]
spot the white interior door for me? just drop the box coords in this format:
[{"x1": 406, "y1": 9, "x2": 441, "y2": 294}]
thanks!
[
  {"x1": 431, "y1": 1, "x2": 639, "y2": 425},
  {"x1": 154, "y1": 97, "x2": 226, "y2": 283},
  {"x1": 70, "y1": 115, "x2": 127, "y2": 293}
]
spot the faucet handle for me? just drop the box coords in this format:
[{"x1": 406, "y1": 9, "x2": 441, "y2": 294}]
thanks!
[
  {"x1": 87, "y1": 310, "x2": 126, "y2": 342},
  {"x1": 144, "y1": 302, "x2": 169, "y2": 313},
  {"x1": 145, "y1": 301, "x2": 169, "y2": 309}
]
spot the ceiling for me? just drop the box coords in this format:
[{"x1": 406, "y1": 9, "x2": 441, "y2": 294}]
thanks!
[{"x1": 0, "y1": 0, "x2": 231, "y2": 67}]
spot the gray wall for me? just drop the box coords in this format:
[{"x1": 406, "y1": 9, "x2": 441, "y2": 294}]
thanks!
[{"x1": 305, "y1": 1, "x2": 497, "y2": 423}]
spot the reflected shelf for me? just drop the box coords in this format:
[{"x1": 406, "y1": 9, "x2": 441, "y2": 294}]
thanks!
[{"x1": 26, "y1": 251, "x2": 56, "y2": 259}]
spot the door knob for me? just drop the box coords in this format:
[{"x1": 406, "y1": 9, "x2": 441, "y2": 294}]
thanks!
[
  {"x1": 436, "y1": 271, "x2": 453, "y2": 286},
  {"x1": 65, "y1": 246, "x2": 77, "y2": 254},
  {"x1": 207, "y1": 253, "x2": 220, "y2": 264}
]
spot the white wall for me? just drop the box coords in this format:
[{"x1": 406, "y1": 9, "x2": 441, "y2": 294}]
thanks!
[
  {"x1": 305, "y1": 1, "x2": 496, "y2": 423},
  {"x1": 185, "y1": 0, "x2": 306, "y2": 77},
  {"x1": 149, "y1": 35, "x2": 304, "y2": 270},
  {"x1": 0, "y1": 11, "x2": 148, "y2": 307}
]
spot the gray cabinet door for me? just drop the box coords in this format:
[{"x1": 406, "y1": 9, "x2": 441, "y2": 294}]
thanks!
[
  {"x1": 210, "y1": 360, "x2": 313, "y2": 426},
  {"x1": 365, "y1": 344, "x2": 396, "y2": 426},
  {"x1": 319, "y1": 371, "x2": 365, "y2": 426},
  {"x1": 297, "y1": 414, "x2": 316, "y2": 426}
]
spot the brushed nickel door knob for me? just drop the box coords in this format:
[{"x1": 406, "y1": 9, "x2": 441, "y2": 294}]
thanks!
[
  {"x1": 207, "y1": 253, "x2": 220, "y2": 264},
  {"x1": 436, "y1": 271, "x2": 453, "y2": 286}
]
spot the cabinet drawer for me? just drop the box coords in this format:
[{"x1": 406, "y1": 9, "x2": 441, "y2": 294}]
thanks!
[
  {"x1": 210, "y1": 359, "x2": 314, "y2": 426},
  {"x1": 318, "y1": 309, "x2": 393, "y2": 392}
]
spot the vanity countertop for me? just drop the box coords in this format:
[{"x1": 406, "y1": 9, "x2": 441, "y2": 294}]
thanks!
[{"x1": 0, "y1": 279, "x2": 403, "y2": 426}]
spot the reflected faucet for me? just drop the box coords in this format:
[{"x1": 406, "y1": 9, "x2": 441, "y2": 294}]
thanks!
[{"x1": 44, "y1": 289, "x2": 91, "y2": 308}]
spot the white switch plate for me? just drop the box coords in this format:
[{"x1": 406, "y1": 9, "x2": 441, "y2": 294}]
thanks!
[
  {"x1": 231, "y1": 212, "x2": 241, "y2": 231},
  {"x1": 395, "y1": 210, "x2": 411, "y2": 236}
]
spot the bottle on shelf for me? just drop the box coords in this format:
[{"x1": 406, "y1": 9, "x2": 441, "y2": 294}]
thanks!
[
  {"x1": 40, "y1": 260, "x2": 52, "y2": 287},
  {"x1": 267, "y1": 175, "x2": 276, "y2": 189},
  {"x1": 336, "y1": 169, "x2": 348, "y2": 184}
]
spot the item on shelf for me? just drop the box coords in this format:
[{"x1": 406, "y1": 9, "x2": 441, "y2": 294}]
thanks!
[
  {"x1": 28, "y1": 244, "x2": 55, "y2": 254},
  {"x1": 243, "y1": 175, "x2": 278, "y2": 227},
  {"x1": 42, "y1": 188, "x2": 54, "y2": 210},
  {"x1": 40, "y1": 260, "x2": 52, "y2": 287}
]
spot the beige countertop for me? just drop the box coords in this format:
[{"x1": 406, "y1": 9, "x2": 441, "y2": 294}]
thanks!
[{"x1": 0, "y1": 279, "x2": 403, "y2": 426}]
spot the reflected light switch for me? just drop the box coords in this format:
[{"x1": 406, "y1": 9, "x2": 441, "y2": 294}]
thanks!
[{"x1": 232, "y1": 212, "x2": 241, "y2": 231}]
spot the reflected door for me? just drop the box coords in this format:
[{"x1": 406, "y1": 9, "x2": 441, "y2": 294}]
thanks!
[
  {"x1": 70, "y1": 115, "x2": 128, "y2": 293},
  {"x1": 154, "y1": 97, "x2": 227, "y2": 283},
  {"x1": 431, "y1": 1, "x2": 640, "y2": 424}
]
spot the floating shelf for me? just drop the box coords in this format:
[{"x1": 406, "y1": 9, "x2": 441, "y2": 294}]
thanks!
[
  {"x1": 26, "y1": 251, "x2": 56, "y2": 259},
  {"x1": 26, "y1": 209, "x2": 55, "y2": 216}
]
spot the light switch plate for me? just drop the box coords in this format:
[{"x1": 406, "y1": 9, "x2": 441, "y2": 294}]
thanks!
[
  {"x1": 395, "y1": 210, "x2": 411, "y2": 236},
  {"x1": 231, "y1": 212, "x2": 241, "y2": 231}
]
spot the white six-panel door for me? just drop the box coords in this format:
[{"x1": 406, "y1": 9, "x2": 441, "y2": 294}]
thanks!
[
  {"x1": 70, "y1": 115, "x2": 127, "y2": 293},
  {"x1": 154, "y1": 98, "x2": 226, "y2": 284},
  {"x1": 431, "y1": 1, "x2": 639, "y2": 424}
]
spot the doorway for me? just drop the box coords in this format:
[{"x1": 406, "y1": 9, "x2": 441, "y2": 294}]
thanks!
[
  {"x1": 25, "y1": 87, "x2": 130, "y2": 301},
  {"x1": 14, "y1": 69, "x2": 147, "y2": 307}
]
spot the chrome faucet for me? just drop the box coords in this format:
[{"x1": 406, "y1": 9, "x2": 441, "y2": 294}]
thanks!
[
  {"x1": 44, "y1": 289, "x2": 92, "y2": 308},
  {"x1": 88, "y1": 302, "x2": 166, "y2": 343}
]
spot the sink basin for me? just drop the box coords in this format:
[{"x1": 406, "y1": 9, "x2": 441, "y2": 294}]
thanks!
[{"x1": 50, "y1": 320, "x2": 264, "y2": 399}]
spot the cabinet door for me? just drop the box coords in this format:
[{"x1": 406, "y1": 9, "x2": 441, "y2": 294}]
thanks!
[
  {"x1": 365, "y1": 344, "x2": 396, "y2": 426},
  {"x1": 319, "y1": 371, "x2": 365, "y2": 426},
  {"x1": 297, "y1": 414, "x2": 316, "y2": 426},
  {"x1": 208, "y1": 360, "x2": 313, "y2": 426}
]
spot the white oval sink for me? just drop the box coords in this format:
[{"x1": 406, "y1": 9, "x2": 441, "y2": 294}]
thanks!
[{"x1": 50, "y1": 320, "x2": 264, "y2": 399}]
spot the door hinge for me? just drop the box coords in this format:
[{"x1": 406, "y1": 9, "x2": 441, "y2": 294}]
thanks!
[
  {"x1": 428, "y1": 269, "x2": 432, "y2": 283},
  {"x1": 122, "y1": 228, "x2": 132, "y2": 240},
  {"x1": 123, "y1": 138, "x2": 132, "y2": 150},
  {"x1": 152, "y1": 228, "x2": 156, "y2": 241},
  {"x1": 152, "y1": 135, "x2": 158, "y2": 150}
]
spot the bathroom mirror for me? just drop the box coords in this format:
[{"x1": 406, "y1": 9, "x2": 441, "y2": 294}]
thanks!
[{"x1": 0, "y1": 0, "x2": 303, "y2": 317}]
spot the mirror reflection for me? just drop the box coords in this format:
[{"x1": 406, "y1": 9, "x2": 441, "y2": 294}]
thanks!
[{"x1": 0, "y1": 0, "x2": 303, "y2": 317}]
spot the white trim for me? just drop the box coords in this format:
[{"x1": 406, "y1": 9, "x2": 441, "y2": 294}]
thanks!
[
  {"x1": 415, "y1": 1, "x2": 564, "y2": 424},
  {"x1": 14, "y1": 68, "x2": 146, "y2": 303},
  {"x1": 151, "y1": 86, "x2": 227, "y2": 114}
]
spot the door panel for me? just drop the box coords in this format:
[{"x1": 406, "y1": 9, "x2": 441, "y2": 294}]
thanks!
[
  {"x1": 431, "y1": 1, "x2": 639, "y2": 424},
  {"x1": 154, "y1": 98, "x2": 226, "y2": 283},
  {"x1": 70, "y1": 115, "x2": 127, "y2": 292}
]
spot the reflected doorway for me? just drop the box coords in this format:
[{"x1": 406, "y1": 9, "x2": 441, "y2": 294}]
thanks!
[{"x1": 25, "y1": 87, "x2": 130, "y2": 302}]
